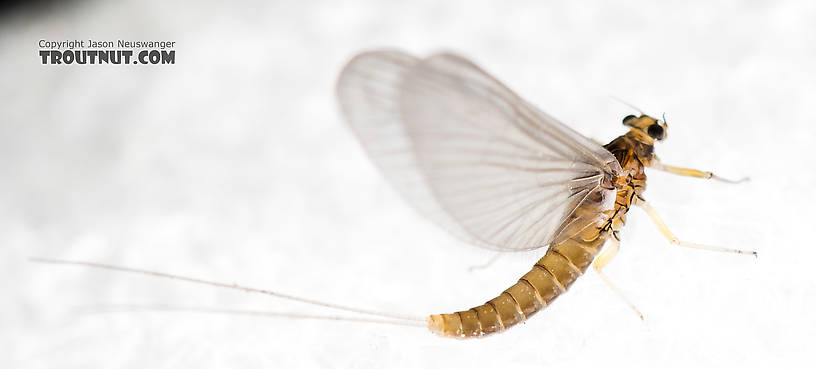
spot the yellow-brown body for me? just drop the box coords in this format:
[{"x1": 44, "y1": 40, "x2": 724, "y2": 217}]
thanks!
[{"x1": 428, "y1": 116, "x2": 664, "y2": 338}]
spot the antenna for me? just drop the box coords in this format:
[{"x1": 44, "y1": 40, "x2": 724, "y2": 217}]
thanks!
[{"x1": 609, "y1": 95, "x2": 644, "y2": 115}]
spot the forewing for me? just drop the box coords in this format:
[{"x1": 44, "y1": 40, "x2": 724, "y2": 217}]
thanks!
[{"x1": 336, "y1": 50, "x2": 621, "y2": 251}]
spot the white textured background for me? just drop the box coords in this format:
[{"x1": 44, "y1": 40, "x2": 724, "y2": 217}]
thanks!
[{"x1": 3, "y1": 1, "x2": 814, "y2": 368}]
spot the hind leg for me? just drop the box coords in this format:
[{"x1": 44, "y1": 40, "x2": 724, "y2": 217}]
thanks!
[{"x1": 593, "y1": 234, "x2": 644, "y2": 320}]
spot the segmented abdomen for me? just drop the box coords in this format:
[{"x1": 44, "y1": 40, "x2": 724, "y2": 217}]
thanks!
[{"x1": 427, "y1": 224, "x2": 609, "y2": 338}]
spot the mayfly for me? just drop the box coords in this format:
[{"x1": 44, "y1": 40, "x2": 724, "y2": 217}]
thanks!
[{"x1": 35, "y1": 50, "x2": 754, "y2": 339}]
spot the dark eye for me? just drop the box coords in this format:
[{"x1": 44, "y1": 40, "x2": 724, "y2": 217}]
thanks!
[
  {"x1": 622, "y1": 115, "x2": 637, "y2": 124},
  {"x1": 647, "y1": 123, "x2": 664, "y2": 139}
]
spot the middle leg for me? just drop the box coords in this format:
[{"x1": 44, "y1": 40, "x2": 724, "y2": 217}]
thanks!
[{"x1": 634, "y1": 196, "x2": 757, "y2": 256}]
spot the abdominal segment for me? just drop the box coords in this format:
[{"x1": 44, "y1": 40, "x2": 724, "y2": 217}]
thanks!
[{"x1": 428, "y1": 224, "x2": 608, "y2": 338}]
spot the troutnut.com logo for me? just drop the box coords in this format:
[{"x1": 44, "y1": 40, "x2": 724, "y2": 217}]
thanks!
[{"x1": 38, "y1": 39, "x2": 176, "y2": 65}]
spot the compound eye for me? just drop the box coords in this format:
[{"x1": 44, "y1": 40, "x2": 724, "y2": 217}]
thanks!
[
  {"x1": 622, "y1": 115, "x2": 637, "y2": 124},
  {"x1": 647, "y1": 123, "x2": 664, "y2": 139}
]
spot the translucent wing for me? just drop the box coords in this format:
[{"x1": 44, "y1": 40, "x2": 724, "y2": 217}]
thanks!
[{"x1": 336, "y1": 50, "x2": 622, "y2": 251}]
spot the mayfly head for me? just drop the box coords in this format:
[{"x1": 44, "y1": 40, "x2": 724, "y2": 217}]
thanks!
[{"x1": 621, "y1": 114, "x2": 668, "y2": 142}]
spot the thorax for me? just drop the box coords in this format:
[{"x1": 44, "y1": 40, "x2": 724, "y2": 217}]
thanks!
[{"x1": 601, "y1": 133, "x2": 653, "y2": 234}]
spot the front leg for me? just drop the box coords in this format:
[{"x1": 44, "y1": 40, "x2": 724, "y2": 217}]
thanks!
[{"x1": 650, "y1": 158, "x2": 749, "y2": 184}]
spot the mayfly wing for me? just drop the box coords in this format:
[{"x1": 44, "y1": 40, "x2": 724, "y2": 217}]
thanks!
[{"x1": 336, "y1": 50, "x2": 622, "y2": 251}]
